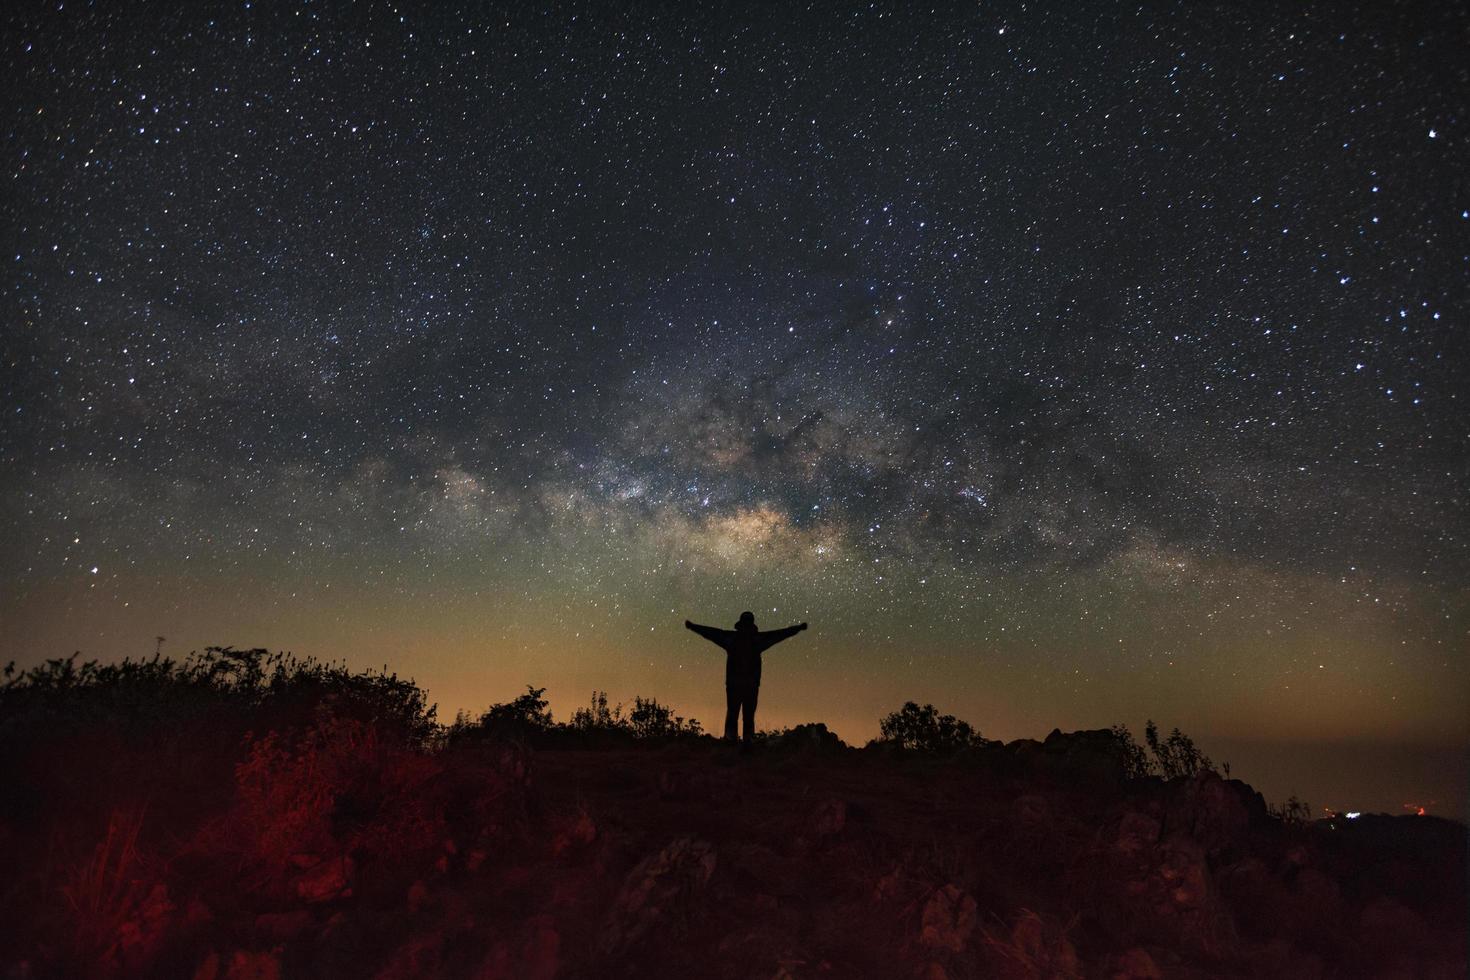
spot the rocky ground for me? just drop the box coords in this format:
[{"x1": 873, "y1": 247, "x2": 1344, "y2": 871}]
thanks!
[{"x1": 3, "y1": 714, "x2": 1465, "y2": 979}]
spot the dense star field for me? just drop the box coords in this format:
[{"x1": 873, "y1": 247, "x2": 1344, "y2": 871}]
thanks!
[{"x1": 2, "y1": 4, "x2": 1465, "y2": 815}]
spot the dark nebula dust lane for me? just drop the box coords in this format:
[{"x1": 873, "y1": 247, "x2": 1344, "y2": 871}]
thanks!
[{"x1": 2, "y1": 3, "x2": 1466, "y2": 814}]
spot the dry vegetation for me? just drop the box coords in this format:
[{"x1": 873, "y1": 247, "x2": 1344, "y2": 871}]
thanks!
[{"x1": 2, "y1": 649, "x2": 1463, "y2": 979}]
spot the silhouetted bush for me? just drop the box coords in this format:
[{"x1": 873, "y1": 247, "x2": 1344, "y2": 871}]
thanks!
[
  {"x1": 627, "y1": 695, "x2": 703, "y2": 739},
  {"x1": 1109, "y1": 724, "x2": 1155, "y2": 780},
  {"x1": 570, "y1": 690, "x2": 627, "y2": 731},
  {"x1": 1144, "y1": 719, "x2": 1215, "y2": 779},
  {"x1": 0, "y1": 648, "x2": 437, "y2": 745},
  {"x1": 1269, "y1": 794, "x2": 1312, "y2": 826},
  {"x1": 756, "y1": 722, "x2": 848, "y2": 752},
  {"x1": 452, "y1": 687, "x2": 703, "y2": 744},
  {"x1": 1106, "y1": 721, "x2": 1217, "y2": 781},
  {"x1": 449, "y1": 685, "x2": 556, "y2": 743},
  {"x1": 875, "y1": 701, "x2": 988, "y2": 753},
  {"x1": 2, "y1": 655, "x2": 1462, "y2": 980}
]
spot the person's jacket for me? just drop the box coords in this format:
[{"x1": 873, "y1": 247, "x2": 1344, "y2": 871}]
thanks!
[{"x1": 686, "y1": 622, "x2": 804, "y2": 686}]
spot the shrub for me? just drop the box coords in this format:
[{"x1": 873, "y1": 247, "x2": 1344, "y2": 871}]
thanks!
[
  {"x1": 757, "y1": 722, "x2": 847, "y2": 752},
  {"x1": 446, "y1": 685, "x2": 556, "y2": 746},
  {"x1": 1108, "y1": 724, "x2": 1155, "y2": 780},
  {"x1": 0, "y1": 648, "x2": 437, "y2": 745},
  {"x1": 1144, "y1": 720, "x2": 1215, "y2": 780},
  {"x1": 876, "y1": 701, "x2": 988, "y2": 753},
  {"x1": 1106, "y1": 721, "x2": 1217, "y2": 780},
  {"x1": 1269, "y1": 795, "x2": 1312, "y2": 826},
  {"x1": 59, "y1": 806, "x2": 172, "y2": 976},
  {"x1": 627, "y1": 695, "x2": 702, "y2": 739},
  {"x1": 230, "y1": 708, "x2": 445, "y2": 901},
  {"x1": 483, "y1": 685, "x2": 554, "y2": 729},
  {"x1": 565, "y1": 690, "x2": 701, "y2": 739},
  {"x1": 570, "y1": 690, "x2": 626, "y2": 731}
]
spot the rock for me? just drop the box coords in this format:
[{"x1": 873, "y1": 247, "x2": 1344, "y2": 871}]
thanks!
[
  {"x1": 1217, "y1": 857, "x2": 1280, "y2": 936},
  {"x1": 520, "y1": 915, "x2": 561, "y2": 980},
  {"x1": 373, "y1": 931, "x2": 447, "y2": 980},
  {"x1": 656, "y1": 768, "x2": 686, "y2": 798},
  {"x1": 1012, "y1": 794, "x2": 1053, "y2": 830},
  {"x1": 810, "y1": 798, "x2": 847, "y2": 839},
  {"x1": 1359, "y1": 898, "x2": 1432, "y2": 956},
  {"x1": 1113, "y1": 810, "x2": 1162, "y2": 857},
  {"x1": 551, "y1": 808, "x2": 598, "y2": 857},
  {"x1": 254, "y1": 910, "x2": 312, "y2": 943},
  {"x1": 1292, "y1": 868, "x2": 1341, "y2": 906},
  {"x1": 1157, "y1": 838, "x2": 1210, "y2": 909},
  {"x1": 1039, "y1": 728, "x2": 1129, "y2": 788},
  {"x1": 490, "y1": 741, "x2": 531, "y2": 786},
  {"x1": 184, "y1": 897, "x2": 214, "y2": 928},
  {"x1": 775, "y1": 722, "x2": 846, "y2": 753},
  {"x1": 1162, "y1": 771, "x2": 1263, "y2": 858},
  {"x1": 919, "y1": 884, "x2": 977, "y2": 953},
  {"x1": 872, "y1": 866, "x2": 906, "y2": 904},
  {"x1": 406, "y1": 880, "x2": 429, "y2": 913},
  {"x1": 1013, "y1": 793, "x2": 1051, "y2": 823},
  {"x1": 598, "y1": 837, "x2": 717, "y2": 954},
  {"x1": 295, "y1": 855, "x2": 353, "y2": 903},
  {"x1": 1110, "y1": 947, "x2": 1163, "y2": 979},
  {"x1": 1248, "y1": 939, "x2": 1324, "y2": 980},
  {"x1": 1147, "y1": 835, "x2": 1237, "y2": 954},
  {"x1": 114, "y1": 881, "x2": 174, "y2": 970},
  {"x1": 196, "y1": 950, "x2": 281, "y2": 980},
  {"x1": 1001, "y1": 911, "x2": 1081, "y2": 979}
]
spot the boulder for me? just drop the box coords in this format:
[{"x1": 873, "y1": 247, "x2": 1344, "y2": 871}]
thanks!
[
  {"x1": 1037, "y1": 728, "x2": 1129, "y2": 789},
  {"x1": 1147, "y1": 835, "x2": 1237, "y2": 955},
  {"x1": 253, "y1": 910, "x2": 312, "y2": 943},
  {"x1": 919, "y1": 884, "x2": 977, "y2": 953},
  {"x1": 810, "y1": 798, "x2": 847, "y2": 840},
  {"x1": 774, "y1": 722, "x2": 846, "y2": 753},
  {"x1": 1011, "y1": 794, "x2": 1054, "y2": 839},
  {"x1": 598, "y1": 837, "x2": 717, "y2": 954},
  {"x1": 1113, "y1": 810, "x2": 1163, "y2": 857},
  {"x1": 1109, "y1": 946, "x2": 1163, "y2": 979},
  {"x1": 1162, "y1": 772, "x2": 1265, "y2": 859},
  {"x1": 996, "y1": 911, "x2": 1081, "y2": 979},
  {"x1": 294, "y1": 854, "x2": 353, "y2": 903},
  {"x1": 550, "y1": 808, "x2": 598, "y2": 858},
  {"x1": 192, "y1": 950, "x2": 282, "y2": 980}
]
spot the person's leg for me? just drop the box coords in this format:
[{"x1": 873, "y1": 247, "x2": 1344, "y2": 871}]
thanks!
[
  {"x1": 741, "y1": 685, "x2": 759, "y2": 743},
  {"x1": 724, "y1": 685, "x2": 740, "y2": 741}
]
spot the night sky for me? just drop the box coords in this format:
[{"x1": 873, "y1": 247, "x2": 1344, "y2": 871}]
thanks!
[{"x1": 3, "y1": 3, "x2": 1466, "y2": 816}]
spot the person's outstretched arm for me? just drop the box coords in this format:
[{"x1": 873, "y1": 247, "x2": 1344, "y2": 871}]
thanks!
[
  {"x1": 685, "y1": 620, "x2": 734, "y2": 647},
  {"x1": 757, "y1": 622, "x2": 808, "y2": 652}
]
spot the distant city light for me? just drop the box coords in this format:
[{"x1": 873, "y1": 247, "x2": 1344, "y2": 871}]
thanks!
[{"x1": 1345, "y1": 812, "x2": 1361, "y2": 819}]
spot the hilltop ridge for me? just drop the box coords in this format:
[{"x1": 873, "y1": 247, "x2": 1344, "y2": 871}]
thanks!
[{"x1": 1, "y1": 651, "x2": 1463, "y2": 978}]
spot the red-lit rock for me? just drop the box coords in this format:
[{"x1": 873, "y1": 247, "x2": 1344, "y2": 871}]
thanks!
[
  {"x1": 294, "y1": 855, "x2": 353, "y2": 904},
  {"x1": 598, "y1": 836, "x2": 717, "y2": 954},
  {"x1": 919, "y1": 884, "x2": 977, "y2": 953}
]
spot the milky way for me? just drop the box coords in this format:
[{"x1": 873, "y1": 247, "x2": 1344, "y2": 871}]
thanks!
[{"x1": 3, "y1": 4, "x2": 1465, "y2": 811}]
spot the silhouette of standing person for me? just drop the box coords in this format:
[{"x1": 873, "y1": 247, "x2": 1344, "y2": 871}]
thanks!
[{"x1": 685, "y1": 611, "x2": 808, "y2": 747}]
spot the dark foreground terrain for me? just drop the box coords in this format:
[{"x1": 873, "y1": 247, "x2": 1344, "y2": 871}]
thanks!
[{"x1": 2, "y1": 651, "x2": 1464, "y2": 979}]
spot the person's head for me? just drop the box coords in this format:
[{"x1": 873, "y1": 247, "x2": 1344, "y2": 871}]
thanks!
[{"x1": 735, "y1": 610, "x2": 757, "y2": 632}]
